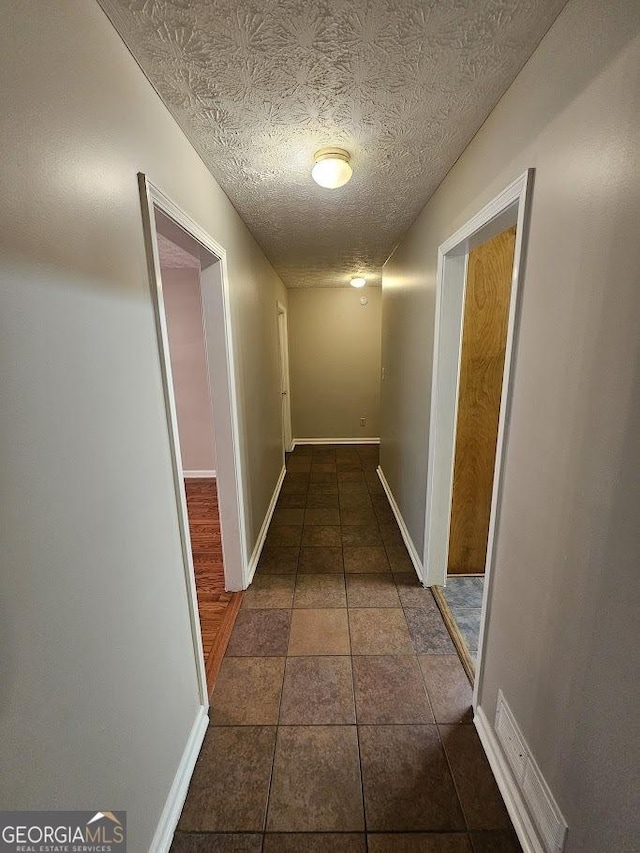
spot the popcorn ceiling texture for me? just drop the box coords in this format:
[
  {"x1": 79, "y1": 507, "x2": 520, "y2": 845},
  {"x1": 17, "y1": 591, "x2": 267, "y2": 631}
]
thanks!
[
  {"x1": 157, "y1": 233, "x2": 201, "y2": 269},
  {"x1": 99, "y1": 0, "x2": 566, "y2": 287}
]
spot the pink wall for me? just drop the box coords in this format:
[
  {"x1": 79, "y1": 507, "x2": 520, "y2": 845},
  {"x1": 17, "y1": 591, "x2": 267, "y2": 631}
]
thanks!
[{"x1": 162, "y1": 267, "x2": 217, "y2": 472}]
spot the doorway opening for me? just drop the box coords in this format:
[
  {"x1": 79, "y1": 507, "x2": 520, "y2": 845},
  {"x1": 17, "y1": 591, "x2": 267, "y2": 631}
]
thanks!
[
  {"x1": 423, "y1": 170, "x2": 534, "y2": 699},
  {"x1": 138, "y1": 175, "x2": 248, "y2": 701}
]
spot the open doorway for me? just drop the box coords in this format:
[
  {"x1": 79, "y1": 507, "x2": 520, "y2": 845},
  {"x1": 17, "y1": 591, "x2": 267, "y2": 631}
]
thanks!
[
  {"x1": 138, "y1": 175, "x2": 248, "y2": 701},
  {"x1": 423, "y1": 170, "x2": 533, "y2": 695}
]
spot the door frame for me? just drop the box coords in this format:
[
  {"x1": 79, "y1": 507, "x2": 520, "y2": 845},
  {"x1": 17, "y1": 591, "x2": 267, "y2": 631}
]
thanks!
[
  {"x1": 276, "y1": 300, "x2": 293, "y2": 456},
  {"x1": 422, "y1": 169, "x2": 534, "y2": 705},
  {"x1": 138, "y1": 174, "x2": 249, "y2": 707}
]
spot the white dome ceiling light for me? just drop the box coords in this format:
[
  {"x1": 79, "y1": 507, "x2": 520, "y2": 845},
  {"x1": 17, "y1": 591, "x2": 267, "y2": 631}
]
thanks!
[
  {"x1": 350, "y1": 277, "x2": 366, "y2": 288},
  {"x1": 312, "y1": 148, "x2": 352, "y2": 189}
]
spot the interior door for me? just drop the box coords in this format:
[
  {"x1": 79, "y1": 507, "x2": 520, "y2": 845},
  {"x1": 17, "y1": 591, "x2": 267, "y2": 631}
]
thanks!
[{"x1": 448, "y1": 227, "x2": 516, "y2": 575}]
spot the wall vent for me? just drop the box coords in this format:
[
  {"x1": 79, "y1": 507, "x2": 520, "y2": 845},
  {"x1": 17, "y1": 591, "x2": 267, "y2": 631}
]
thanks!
[{"x1": 495, "y1": 691, "x2": 568, "y2": 852}]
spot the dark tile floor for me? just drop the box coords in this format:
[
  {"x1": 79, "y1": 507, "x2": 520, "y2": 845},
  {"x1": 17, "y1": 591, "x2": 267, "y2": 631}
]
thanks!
[{"x1": 172, "y1": 444, "x2": 521, "y2": 853}]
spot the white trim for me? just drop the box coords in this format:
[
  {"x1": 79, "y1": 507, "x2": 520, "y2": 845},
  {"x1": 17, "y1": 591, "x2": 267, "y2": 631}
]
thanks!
[
  {"x1": 292, "y1": 437, "x2": 380, "y2": 446},
  {"x1": 474, "y1": 707, "x2": 544, "y2": 853},
  {"x1": 246, "y1": 465, "x2": 286, "y2": 585},
  {"x1": 149, "y1": 706, "x2": 209, "y2": 853},
  {"x1": 276, "y1": 301, "x2": 293, "y2": 456},
  {"x1": 419, "y1": 170, "x2": 535, "y2": 713},
  {"x1": 183, "y1": 469, "x2": 217, "y2": 479},
  {"x1": 377, "y1": 466, "x2": 426, "y2": 584}
]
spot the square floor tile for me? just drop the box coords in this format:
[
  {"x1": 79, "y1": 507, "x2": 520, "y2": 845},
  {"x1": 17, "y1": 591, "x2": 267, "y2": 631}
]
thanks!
[
  {"x1": 306, "y1": 492, "x2": 340, "y2": 509},
  {"x1": 308, "y1": 482, "x2": 339, "y2": 495},
  {"x1": 338, "y1": 482, "x2": 370, "y2": 496},
  {"x1": 338, "y1": 470, "x2": 365, "y2": 483},
  {"x1": 344, "y1": 546, "x2": 390, "y2": 573},
  {"x1": 279, "y1": 656, "x2": 355, "y2": 724},
  {"x1": 442, "y1": 577, "x2": 484, "y2": 609},
  {"x1": 311, "y1": 462, "x2": 337, "y2": 473},
  {"x1": 179, "y1": 726, "x2": 276, "y2": 831},
  {"x1": 310, "y1": 471, "x2": 338, "y2": 484},
  {"x1": 469, "y1": 831, "x2": 522, "y2": 853},
  {"x1": 359, "y1": 725, "x2": 465, "y2": 832},
  {"x1": 289, "y1": 608, "x2": 351, "y2": 655},
  {"x1": 353, "y1": 656, "x2": 434, "y2": 724},
  {"x1": 271, "y1": 507, "x2": 305, "y2": 526},
  {"x1": 226, "y1": 609, "x2": 291, "y2": 657},
  {"x1": 298, "y1": 546, "x2": 344, "y2": 573},
  {"x1": 265, "y1": 525, "x2": 302, "y2": 547},
  {"x1": 266, "y1": 726, "x2": 364, "y2": 831},
  {"x1": 294, "y1": 573, "x2": 347, "y2": 608},
  {"x1": 373, "y1": 505, "x2": 396, "y2": 526},
  {"x1": 405, "y1": 608, "x2": 456, "y2": 654},
  {"x1": 341, "y1": 526, "x2": 382, "y2": 546},
  {"x1": 346, "y1": 574, "x2": 401, "y2": 608},
  {"x1": 281, "y1": 474, "x2": 310, "y2": 495},
  {"x1": 302, "y1": 526, "x2": 342, "y2": 547},
  {"x1": 242, "y1": 575, "x2": 295, "y2": 609},
  {"x1": 449, "y1": 607, "x2": 482, "y2": 652},
  {"x1": 439, "y1": 725, "x2": 512, "y2": 830},
  {"x1": 256, "y1": 546, "x2": 299, "y2": 575},
  {"x1": 385, "y1": 545, "x2": 414, "y2": 574},
  {"x1": 379, "y1": 522, "x2": 404, "y2": 546},
  {"x1": 264, "y1": 834, "x2": 366, "y2": 853},
  {"x1": 340, "y1": 507, "x2": 377, "y2": 525},
  {"x1": 305, "y1": 507, "x2": 341, "y2": 526},
  {"x1": 276, "y1": 493, "x2": 307, "y2": 509},
  {"x1": 286, "y1": 459, "x2": 312, "y2": 473},
  {"x1": 210, "y1": 657, "x2": 285, "y2": 725},
  {"x1": 339, "y1": 493, "x2": 373, "y2": 511},
  {"x1": 367, "y1": 834, "x2": 473, "y2": 852},
  {"x1": 418, "y1": 655, "x2": 473, "y2": 724},
  {"x1": 395, "y1": 573, "x2": 438, "y2": 608},
  {"x1": 171, "y1": 833, "x2": 263, "y2": 852},
  {"x1": 349, "y1": 609, "x2": 414, "y2": 655}
]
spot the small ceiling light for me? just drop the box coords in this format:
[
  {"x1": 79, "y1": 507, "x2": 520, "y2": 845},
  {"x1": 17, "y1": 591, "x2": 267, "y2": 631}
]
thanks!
[
  {"x1": 312, "y1": 148, "x2": 352, "y2": 189},
  {"x1": 350, "y1": 277, "x2": 366, "y2": 288}
]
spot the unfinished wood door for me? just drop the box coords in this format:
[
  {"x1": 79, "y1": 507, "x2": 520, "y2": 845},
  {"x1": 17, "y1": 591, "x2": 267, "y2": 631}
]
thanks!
[{"x1": 448, "y1": 227, "x2": 516, "y2": 575}]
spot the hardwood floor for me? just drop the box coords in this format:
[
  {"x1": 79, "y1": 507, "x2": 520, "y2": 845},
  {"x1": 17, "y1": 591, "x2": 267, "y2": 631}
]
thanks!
[{"x1": 184, "y1": 477, "x2": 242, "y2": 695}]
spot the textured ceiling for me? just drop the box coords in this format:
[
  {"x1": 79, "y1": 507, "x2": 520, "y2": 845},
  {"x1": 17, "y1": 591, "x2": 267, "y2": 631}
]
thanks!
[
  {"x1": 100, "y1": 0, "x2": 566, "y2": 287},
  {"x1": 157, "y1": 232, "x2": 201, "y2": 268}
]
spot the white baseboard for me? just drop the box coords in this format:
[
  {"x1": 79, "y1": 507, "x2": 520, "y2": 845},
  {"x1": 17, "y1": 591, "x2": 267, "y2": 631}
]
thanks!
[
  {"x1": 150, "y1": 705, "x2": 209, "y2": 853},
  {"x1": 292, "y1": 437, "x2": 380, "y2": 446},
  {"x1": 183, "y1": 470, "x2": 217, "y2": 479},
  {"x1": 474, "y1": 707, "x2": 545, "y2": 853},
  {"x1": 246, "y1": 464, "x2": 286, "y2": 585},
  {"x1": 377, "y1": 466, "x2": 426, "y2": 584}
]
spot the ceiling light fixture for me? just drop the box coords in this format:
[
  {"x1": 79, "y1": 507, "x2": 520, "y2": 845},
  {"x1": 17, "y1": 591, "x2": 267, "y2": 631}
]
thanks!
[
  {"x1": 350, "y1": 277, "x2": 366, "y2": 288},
  {"x1": 312, "y1": 148, "x2": 352, "y2": 189}
]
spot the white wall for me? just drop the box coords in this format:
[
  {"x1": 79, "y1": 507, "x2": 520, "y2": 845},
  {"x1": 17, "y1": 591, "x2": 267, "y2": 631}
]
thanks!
[
  {"x1": 162, "y1": 266, "x2": 217, "y2": 473},
  {"x1": 0, "y1": 1, "x2": 286, "y2": 849},
  {"x1": 380, "y1": 0, "x2": 640, "y2": 849},
  {"x1": 288, "y1": 287, "x2": 382, "y2": 439}
]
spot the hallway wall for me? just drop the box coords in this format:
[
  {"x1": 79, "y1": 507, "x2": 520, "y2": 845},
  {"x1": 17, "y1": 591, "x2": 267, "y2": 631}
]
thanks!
[
  {"x1": 162, "y1": 266, "x2": 217, "y2": 473},
  {"x1": 288, "y1": 287, "x2": 382, "y2": 440},
  {"x1": 0, "y1": 1, "x2": 286, "y2": 849},
  {"x1": 380, "y1": 0, "x2": 640, "y2": 849}
]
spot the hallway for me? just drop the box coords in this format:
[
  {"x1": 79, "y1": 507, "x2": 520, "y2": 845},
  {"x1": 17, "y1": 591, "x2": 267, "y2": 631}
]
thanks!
[{"x1": 172, "y1": 445, "x2": 520, "y2": 852}]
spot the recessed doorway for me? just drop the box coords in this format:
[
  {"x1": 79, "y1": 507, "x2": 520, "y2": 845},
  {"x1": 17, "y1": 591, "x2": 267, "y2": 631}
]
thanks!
[
  {"x1": 423, "y1": 170, "x2": 533, "y2": 697},
  {"x1": 139, "y1": 175, "x2": 248, "y2": 701}
]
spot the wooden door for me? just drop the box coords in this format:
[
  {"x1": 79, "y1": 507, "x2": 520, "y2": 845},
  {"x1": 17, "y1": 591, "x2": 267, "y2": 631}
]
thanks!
[{"x1": 448, "y1": 227, "x2": 516, "y2": 575}]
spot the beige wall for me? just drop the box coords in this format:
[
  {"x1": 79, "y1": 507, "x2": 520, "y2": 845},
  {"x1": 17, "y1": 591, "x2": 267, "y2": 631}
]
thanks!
[
  {"x1": 162, "y1": 266, "x2": 217, "y2": 472},
  {"x1": 0, "y1": 1, "x2": 286, "y2": 849},
  {"x1": 289, "y1": 287, "x2": 382, "y2": 439},
  {"x1": 380, "y1": 0, "x2": 640, "y2": 849}
]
